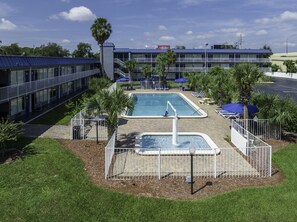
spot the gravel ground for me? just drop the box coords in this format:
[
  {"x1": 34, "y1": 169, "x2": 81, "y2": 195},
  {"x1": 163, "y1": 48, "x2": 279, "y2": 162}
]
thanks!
[{"x1": 57, "y1": 138, "x2": 290, "y2": 200}]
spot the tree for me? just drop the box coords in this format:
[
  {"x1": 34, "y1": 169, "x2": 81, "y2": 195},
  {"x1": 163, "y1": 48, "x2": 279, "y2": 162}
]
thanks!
[
  {"x1": 232, "y1": 63, "x2": 263, "y2": 119},
  {"x1": 155, "y1": 53, "x2": 167, "y2": 86},
  {"x1": 164, "y1": 49, "x2": 176, "y2": 85},
  {"x1": 87, "y1": 88, "x2": 134, "y2": 139},
  {"x1": 90, "y1": 17, "x2": 112, "y2": 77},
  {"x1": 1, "y1": 43, "x2": 22, "y2": 55},
  {"x1": 124, "y1": 59, "x2": 137, "y2": 88},
  {"x1": 72, "y1": 42, "x2": 94, "y2": 58},
  {"x1": 206, "y1": 66, "x2": 235, "y2": 105},
  {"x1": 141, "y1": 64, "x2": 151, "y2": 89},
  {"x1": 88, "y1": 77, "x2": 111, "y2": 94},
  {"x1": 34, "y1": 42, "x2": 70, "y2": 57},
  {"x1": 0, "y1": 118, "x2": 23, "y2": 156},
  {"x1": 271, "y1": 64, "x2": 280, "y2": 72},
  {"x1": 283, "y1": 60, "x2": 297, "y2": 73}
]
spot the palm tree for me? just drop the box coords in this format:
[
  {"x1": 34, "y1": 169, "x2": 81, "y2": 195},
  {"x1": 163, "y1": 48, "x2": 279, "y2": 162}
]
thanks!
[
  {"x1": 90, "y1": 17, "x2": 112, "y2": 77},
  {"x1": 141, "y1": 64, "x2": 151, "y2": 89},
  {"x1": 164, "y1": 49, "x2": 176, "y2": 86},
  {"x1": 232, "y1": 63, "x2": 263, "y2": 119},
  {"x1": 155, "y1": 53, "x2": 167, "y2": 86},
  {"x1": 87, "y1": 88, "x2": 134, "y2": 139},
  {"x1": 125, "y1": 60, "x2": 137, "y2": 89}
]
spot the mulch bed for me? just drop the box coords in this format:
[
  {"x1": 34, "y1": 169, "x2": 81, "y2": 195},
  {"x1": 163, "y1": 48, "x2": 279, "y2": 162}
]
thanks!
[{"x1": 57, "y1": 139, "x2": 290, "y2": 200}]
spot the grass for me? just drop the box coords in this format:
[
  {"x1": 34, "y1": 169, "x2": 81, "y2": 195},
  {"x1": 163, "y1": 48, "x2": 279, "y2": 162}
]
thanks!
[
  {"x1": 30, "y1": 93, "x2": 85, "y2": 125},
  {"x1": 1, "y1": 138, "x2": 297, "y2": 221}
]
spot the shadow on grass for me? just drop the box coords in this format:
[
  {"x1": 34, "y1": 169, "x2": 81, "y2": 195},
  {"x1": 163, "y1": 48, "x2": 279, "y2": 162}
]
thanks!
[{"x1": 0, "y1": 137, "x2": 38, "y2": 164}]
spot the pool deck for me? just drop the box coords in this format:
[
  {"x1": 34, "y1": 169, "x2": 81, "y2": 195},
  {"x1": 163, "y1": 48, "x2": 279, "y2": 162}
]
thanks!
[{"x1": 117, "y1": 89, "x2": 231, "y2": 148}]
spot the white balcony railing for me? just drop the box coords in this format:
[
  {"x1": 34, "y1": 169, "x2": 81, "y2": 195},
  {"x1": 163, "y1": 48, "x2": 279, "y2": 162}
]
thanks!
[{"x1": 0, "y1": 69, "x2": 99, "y2": 102}]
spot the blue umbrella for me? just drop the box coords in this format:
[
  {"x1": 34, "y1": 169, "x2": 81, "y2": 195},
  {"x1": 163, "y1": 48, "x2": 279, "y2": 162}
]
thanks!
[
  {"x1": 116, "y1": 77, "x2": 129, "y2": 82},
  {"x1": 222, "y1": 102, "x2": 259, "y2": 115},
  {"x1": 175, "y1": 77, "x2": 188, "y2": 83}
]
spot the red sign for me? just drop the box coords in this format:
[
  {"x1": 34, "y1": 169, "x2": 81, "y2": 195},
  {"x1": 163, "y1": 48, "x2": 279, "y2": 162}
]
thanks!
[{"x1": 157, "y1": 45, "x2": 170, "y2": 50}]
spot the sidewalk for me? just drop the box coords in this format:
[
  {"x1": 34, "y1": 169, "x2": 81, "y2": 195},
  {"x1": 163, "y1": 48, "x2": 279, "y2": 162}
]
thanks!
[{"x1": 23, "y1": 124, "x2": 70, "y2": 139}]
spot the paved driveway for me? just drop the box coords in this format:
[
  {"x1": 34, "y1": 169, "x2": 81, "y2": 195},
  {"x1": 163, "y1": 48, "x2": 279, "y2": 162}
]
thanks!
[{"x1": 255, "y1": 77, "x2": 297, "y2": 103}]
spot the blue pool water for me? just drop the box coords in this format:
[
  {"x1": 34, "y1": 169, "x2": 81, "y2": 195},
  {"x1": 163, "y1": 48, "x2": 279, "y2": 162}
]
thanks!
[
  {"x1": 140, "y1": 135, "x2": 211, "y2": 150},
  {"x1": 127, "y1": 93, "x2": 202, "y2": 117}
]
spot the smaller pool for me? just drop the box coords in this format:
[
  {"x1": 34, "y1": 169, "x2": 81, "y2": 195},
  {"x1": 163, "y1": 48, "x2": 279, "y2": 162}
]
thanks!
[{"x1": 135, "y1": 132, "x2": 220, "y2": 155}]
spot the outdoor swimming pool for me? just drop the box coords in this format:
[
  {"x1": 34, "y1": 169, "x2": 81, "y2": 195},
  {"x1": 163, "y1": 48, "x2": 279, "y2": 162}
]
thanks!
[
  {"x1": 135, "y1": 132, "x2": 220, "y2": 155},
  {"x1": 124, "y1": 93, "x2": 207, "y2": 118}
]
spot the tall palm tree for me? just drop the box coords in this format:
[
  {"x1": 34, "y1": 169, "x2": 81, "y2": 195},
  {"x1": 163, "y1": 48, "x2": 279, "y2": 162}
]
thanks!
[
  {"x1": 125, "y1": 60, "x2": 137, "y2": 88},
  {"x1": 164, "y1": 49, "x2": 176, "y2": 82},
  {"x1": 87, "y1": 88, "x2": 134, "y2": 139},
  {"x1": 232, "y1": 63, "x2": 263, "y2": 119},
  {"x1": 90, "y1": 17, "x2": 112, "y2": 77},
  {"x1": 155, "y1": 53, "x2": 167, "y2": 86},
  {"x1": 141, "y1": 64, "x2": 151, "y2": 89}
]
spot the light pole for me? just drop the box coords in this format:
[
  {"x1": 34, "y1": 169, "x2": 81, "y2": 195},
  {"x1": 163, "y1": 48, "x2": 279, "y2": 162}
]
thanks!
[
  {"x1": 204, "y1": 43, "x2": 208, "y2": 73},
  {"x1": 189, "y1": 147, "x2": 196, "y2": 195}
]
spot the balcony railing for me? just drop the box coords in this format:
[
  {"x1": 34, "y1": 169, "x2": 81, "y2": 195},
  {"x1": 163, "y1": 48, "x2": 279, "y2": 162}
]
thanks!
[
  {"x1": 124, "y1": 57, "x2": 270, "y2": 63},
  {"x1": 0, "y1": 69, "x2": 99, "y2": 103}
]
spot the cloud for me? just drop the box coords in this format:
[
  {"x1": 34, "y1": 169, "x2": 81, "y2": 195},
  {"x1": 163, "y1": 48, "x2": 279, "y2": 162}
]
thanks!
[
  {"x1": 159, "y1": 35, "x2": 176, "y2": 41},
  {"x1": 186, "y1": 30, "x2": 193, "y2": 35},
  {"x1": 61, "y1": 0, "x2": 70, "y2": 2},
  {"x1": 144, "y1": 32, "x2": 152, "y2": 37},
  {"x1": 62, "y1": 39, "x2": 71, "y2": 44},
  {"x1": 158, "y1": 25, "x2": 167, "y2": 31},
  {"x1": 256, "y1": 11, "x2": 297, "y2": 24},
  {"x1": 49, "y1": 14, "x2": 59, "y2": 20},
  {"x1": 178, "y1": 0, "x2": 216, "y2": 7},
  {"x1": 221, "y1": 28, "x2": 239, "y2": 33},
  {"x1": 256, "y1": 30, "x2": 268, "y2": 36},
  {"x1": 130, "y1": 38, "x2": 134, "y2": 41},
  {"x1": 0, "y1": 18, "x2": 17, "y2": 30},
  {"x1": 236, "y1": 32, "x2": 245, "y2": 37},
  {"x1": 59, "y1": 6, "x2": 96, "y2": 21}
]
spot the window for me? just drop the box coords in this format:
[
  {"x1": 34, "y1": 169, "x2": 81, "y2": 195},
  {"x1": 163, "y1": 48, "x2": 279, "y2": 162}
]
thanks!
[{"x1": 10, "y1": 97, "x2": 24, "y2": 116}]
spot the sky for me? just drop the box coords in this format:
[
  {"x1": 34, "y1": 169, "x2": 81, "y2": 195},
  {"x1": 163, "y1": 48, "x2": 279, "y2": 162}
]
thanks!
[{"x1": 1, "y1": 0, "x2": 297, "y2": 53}]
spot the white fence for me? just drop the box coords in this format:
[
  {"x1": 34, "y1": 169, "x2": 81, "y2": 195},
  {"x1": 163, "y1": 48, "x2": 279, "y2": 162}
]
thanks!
[
  {"x1": 105, "y1": 131, "x2": 116, "y2": 179},
  {"x1": 234, "y1": 119, "x2": 281, "y2": 140},
  {"x1": 70, "y1": 82, "x2": 116, "y2": 140},
  {"x1": 104, "y1": 146, "x2": 271, "y2": 180}
]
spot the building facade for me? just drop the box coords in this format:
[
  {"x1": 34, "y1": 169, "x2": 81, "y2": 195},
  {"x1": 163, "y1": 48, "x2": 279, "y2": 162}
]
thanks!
[
  {"x1": 102, "y1": 43, "x2": 272, "y2": 80},
  {"x1": 270, "y1": 52, "x2": 297, "y2": 72},
  {"x1": 0, "y1": 56, "x2": 100, "y2": 120}
]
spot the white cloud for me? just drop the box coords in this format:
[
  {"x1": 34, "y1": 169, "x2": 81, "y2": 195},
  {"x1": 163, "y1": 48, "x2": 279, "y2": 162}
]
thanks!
[
  {"x1": 186, "y1": 30, "x2": 193, "y2": 35},
  {"x1": 0, "y1": 18, "x2": 16, "y2": 30},
  {"x1": 130, "y1": 38, "x2": 134, "y2": 41},
  {"x1": 256, "y1": 11, "x2": 297, "y2": 24},
  {"x1": 256, "y1": 30, "x2": 268, "y2": 36},
  {"x1": 144, "y1": 32, "x2": 152, "y2": 37},
  {"x1": 158, "y1": 25, "x2": 167, "y2": 31},
  {"x1": 221, "y1": 28, "x2": 239, "y2": 33},
  {"x1": 62, "y1": 39, "x2": 71, "y2": 44},
  {"x1": 178, "y1": 0, "x2": 216, "y2": 7},
  {"x1": 61, "y1": 0, "x2": 70, "y2": 2},
  {"x1": 236, "y1": 32, "x2": 245, "y2": 37},
  {"x1": 159, "y1": 35, "x2": 176, "y2": 41},
  {"x1": 59, "y1": 6, "x2": 96, "y2": 22},
  {"x1": 49, "y1": 14, "x2": 59, "y2": 20}
]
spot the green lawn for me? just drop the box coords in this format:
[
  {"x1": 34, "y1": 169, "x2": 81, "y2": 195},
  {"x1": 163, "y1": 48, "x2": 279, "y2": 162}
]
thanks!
[{"x1": 1, "y1": 138, "x2": 297, "y2": 221}]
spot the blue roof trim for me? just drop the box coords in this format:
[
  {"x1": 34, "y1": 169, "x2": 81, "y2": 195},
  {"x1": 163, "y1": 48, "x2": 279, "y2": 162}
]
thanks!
[
  {"x1": 114, "y1": 48, "x2": 272, "y2": 54},
  {"x1": 0, "y1": 56, "x2": 99, "y2": 69}
]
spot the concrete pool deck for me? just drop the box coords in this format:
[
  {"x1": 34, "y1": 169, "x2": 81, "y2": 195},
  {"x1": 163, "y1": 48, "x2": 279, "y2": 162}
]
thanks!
[{"x1": 117, "y1": 89, "x2": 231, "y2": 148}]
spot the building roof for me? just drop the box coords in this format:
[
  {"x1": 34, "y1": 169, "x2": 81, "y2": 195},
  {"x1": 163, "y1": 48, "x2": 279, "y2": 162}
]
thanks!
[
  {"x1": 0, "y1": 56, "x2": 99, "y2": 69},
  {"x1": 114, "y1": 48, "x2": 272, "y2": 54}
]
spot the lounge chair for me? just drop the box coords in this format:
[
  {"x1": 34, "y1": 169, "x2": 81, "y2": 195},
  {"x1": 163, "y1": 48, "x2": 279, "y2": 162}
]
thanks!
[{"x1": 192, "y1": 92, "x2": 205, "y2": 98}]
